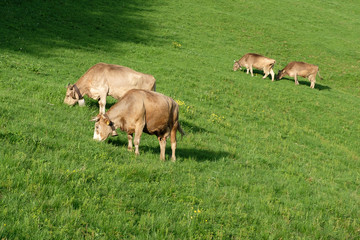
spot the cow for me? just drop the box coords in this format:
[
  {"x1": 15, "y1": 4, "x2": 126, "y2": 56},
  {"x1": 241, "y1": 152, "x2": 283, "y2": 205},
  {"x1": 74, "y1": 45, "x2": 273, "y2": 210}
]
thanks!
[
  {"x1": 91, "y1": 89, "x2": 185, "y2": 161},
  {"x1": 233, "y1": 53, "x2": 276, "y2": 81},
  {"x1": 277, "y1": 61, "x2": 323, "y2": 89},
  {"x1": 64, "y1": 63, "x2": 156, "y2": 114}
]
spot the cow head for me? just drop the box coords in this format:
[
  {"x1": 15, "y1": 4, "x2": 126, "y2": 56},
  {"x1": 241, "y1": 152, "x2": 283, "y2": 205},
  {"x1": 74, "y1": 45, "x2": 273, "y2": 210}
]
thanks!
[
  {"x1": 233, "y1": 61, "x2": 241, "y2": 71},
  {"x1": 91, "y1": 114, "x2": 113, "y2": 141},
  {"x1": 64, "y1": 84, "x2": 85, "y2": 106},
  {"x1": 277, "y1": 70, "x2": 285, "y2": 80},
  {"x1": 64, "y1": 84, "x2": 78, "y2": 106}
]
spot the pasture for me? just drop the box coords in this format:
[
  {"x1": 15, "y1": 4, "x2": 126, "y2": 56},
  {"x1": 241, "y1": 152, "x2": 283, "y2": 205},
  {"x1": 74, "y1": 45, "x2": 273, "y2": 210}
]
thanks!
[{"x1": 1, "y1": 0, "x2": 359, "y2": 239}]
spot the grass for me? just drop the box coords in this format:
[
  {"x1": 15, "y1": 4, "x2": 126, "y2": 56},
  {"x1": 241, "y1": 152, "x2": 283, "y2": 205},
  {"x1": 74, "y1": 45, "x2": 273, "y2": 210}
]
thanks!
[{"x1": 1, "y1": 0, "x2": 360, "y2": 239}]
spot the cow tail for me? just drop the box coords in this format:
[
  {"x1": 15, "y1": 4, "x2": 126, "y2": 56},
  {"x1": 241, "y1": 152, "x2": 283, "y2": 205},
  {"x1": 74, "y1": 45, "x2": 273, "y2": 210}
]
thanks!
[
  {"x1": 177, "y1": 122, "x2": 185, "y2": 139},
  {"x1": 270, "y1": 61, "x2": 275, "y2": 69},
  {"x1": 317, "y1": 71, "x2": 323, "y2": 80}
]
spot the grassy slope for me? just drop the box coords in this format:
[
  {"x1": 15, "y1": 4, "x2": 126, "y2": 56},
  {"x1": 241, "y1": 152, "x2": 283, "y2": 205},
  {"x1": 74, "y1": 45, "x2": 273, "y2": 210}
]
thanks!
[{"x1": 0, "y1": 0, "x2": 359, "y2": 239}]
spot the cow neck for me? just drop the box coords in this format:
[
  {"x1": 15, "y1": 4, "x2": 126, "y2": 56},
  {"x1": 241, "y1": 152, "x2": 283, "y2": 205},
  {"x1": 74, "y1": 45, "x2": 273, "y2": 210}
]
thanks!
[
  {"x1": 73, "y1": 84, "x2": 84, "y2": 100},
  {"x1": 103, "y1": 113, "x2": 116, "y2": 132}
]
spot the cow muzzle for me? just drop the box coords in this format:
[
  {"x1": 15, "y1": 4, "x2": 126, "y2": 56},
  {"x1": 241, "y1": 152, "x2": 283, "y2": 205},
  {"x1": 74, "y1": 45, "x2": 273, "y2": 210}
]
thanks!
[{"x1": 93, "y1": 131, "x2": 103, "y2": 141}]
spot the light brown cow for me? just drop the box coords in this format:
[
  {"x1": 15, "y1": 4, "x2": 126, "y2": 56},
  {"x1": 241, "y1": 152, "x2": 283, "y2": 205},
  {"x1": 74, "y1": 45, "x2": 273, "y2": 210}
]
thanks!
[
  {"x1": 277, "y1": 61, "x2": 323, "y2": 89},
  {"x1": 64, "y1": 63, "x2": 156, "y2": 114},
  {"x1": 233, "y1": 53, "x2": 276, "y2": 81},
  {"x1": 91, "y1": 89, "x2": 185, "y2": 161}
]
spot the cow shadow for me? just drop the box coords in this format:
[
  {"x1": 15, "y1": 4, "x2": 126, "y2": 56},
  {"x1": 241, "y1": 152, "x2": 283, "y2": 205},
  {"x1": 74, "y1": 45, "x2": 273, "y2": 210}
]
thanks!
[
  {"x1": 175, "y1": 147, "x2": 230, "y2": 162},
  {"x1": 107, "y1": 137, "x2": 229, "y2": 162},
  {"x1": 236, "y1": 69, "x2": 274, "y2": 80},
  {"x1": 278, "y1": 77, "x2": 331, "y2": 91},
  {"x1": 180, "y1": 120, "x2": 209, "y2": 134}
]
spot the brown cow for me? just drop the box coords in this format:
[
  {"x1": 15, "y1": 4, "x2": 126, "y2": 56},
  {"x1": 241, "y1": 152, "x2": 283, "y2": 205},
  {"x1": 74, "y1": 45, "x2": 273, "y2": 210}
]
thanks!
[
  {"x1": 91, "y1": 89, "x2": 185, "y2": 161},
  {"x1": 64, "y1": 63, "x2": 156, "y2": 114},
  {"x1": 233, "y1": 53, "x2": 276, "y2": 81},
  {"x1": 277, "y1": 61, "x2": 323, "y2": 88}
]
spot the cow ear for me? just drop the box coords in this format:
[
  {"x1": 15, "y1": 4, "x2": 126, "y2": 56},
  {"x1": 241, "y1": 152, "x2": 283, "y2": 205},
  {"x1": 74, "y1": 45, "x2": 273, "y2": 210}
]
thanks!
[
  {"x1": 71, "y1": 90, "x2": 76, "y2": 99},
  {"x1": 90, "y1": 115, "x2": 100, "y2": 122}
]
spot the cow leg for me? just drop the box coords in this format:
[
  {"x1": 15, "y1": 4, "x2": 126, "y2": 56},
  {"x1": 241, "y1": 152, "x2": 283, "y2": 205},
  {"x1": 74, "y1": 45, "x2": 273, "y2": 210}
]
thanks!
[
  {"x1": 270, "y1": 68, "x2": 275, "y2": 82},
  {"x1": 170, "y1": 125, "x2": 178, "y2": 162},
  {"x1": 134, "y1": 131, "x2": 143, "y2": 156},
  {"x1": 246, "y1": 68, "x2": 250, "y2": 74},
  {"x1": 158, "y1": 136, "x2": 167, "y2": 161},
  {"x1": 127, "y1": 134, "x2": 133, "y2": 151},
  {"x1": 250, "y1": 66, "x2": 254, "y2": 77},
  {"x1": 309, "y1": 75, "x2": 316, "y2": 88},
  {"x1": 133, "y1": 123, "x2": 145, "y2": 155},
  {"x1": 99, "y1": 97, "x2": 116, "y2": 136},
  {"x1": 98, "y1": 97, "x2": 106, "y2": 114},
  {"x1": 294, "y1": 74, "x2": 299, "y2": 85},
  {"x1": 263, "y1": 68, "x2": 269, "y2": 79}
]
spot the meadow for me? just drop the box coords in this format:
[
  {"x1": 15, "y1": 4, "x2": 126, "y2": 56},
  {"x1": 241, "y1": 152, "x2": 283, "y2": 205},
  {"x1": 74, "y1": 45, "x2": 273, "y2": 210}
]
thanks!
[{"x1": 0, "y1": 0, "x2": 359, "y2": 239}]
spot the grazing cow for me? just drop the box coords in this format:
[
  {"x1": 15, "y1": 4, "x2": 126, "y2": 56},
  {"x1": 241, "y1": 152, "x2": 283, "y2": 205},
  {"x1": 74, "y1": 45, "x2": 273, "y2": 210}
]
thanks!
[
  {"x1": 277, "y1": 61, "x2": 323, "y2": 89},
  {"x1": 233, "y1": 53, "x2": 276, "y2": 81},
  {"x1": 64, "y1": 63, "x2": 156, "y2": 114},
  {"x1": 91, "y1": 89, "x2": 185, "y2": 161}
]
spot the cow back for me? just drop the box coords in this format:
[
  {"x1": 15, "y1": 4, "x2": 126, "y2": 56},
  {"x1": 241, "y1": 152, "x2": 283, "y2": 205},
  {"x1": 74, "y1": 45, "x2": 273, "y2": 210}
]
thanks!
[
  {"x1": 108, "y1": 90, "x2": 178, "y2": 136},
  {"x1": 102, "y1": 65, "x2": 156, "y2": 99}
]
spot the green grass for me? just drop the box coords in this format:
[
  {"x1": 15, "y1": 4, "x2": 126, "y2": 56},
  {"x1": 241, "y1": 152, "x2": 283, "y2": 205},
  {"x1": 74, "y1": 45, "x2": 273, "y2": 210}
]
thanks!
[{"x1": 1, "y1": 0, "x2": 360, "y2": 239}]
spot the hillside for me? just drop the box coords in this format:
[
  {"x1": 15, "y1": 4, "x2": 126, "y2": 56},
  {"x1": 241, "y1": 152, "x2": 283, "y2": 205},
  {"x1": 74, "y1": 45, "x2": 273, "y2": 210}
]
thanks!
[{"x1": 0, "y1": 0, "x2": 359, "y2": 238}]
